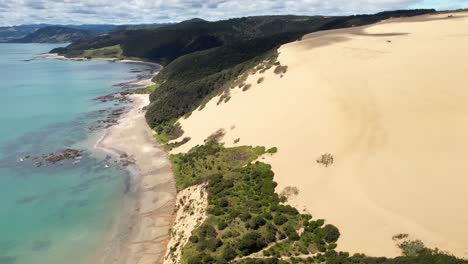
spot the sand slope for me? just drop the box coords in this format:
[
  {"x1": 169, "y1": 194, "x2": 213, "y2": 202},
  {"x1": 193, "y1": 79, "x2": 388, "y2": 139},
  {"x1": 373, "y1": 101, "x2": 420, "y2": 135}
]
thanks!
[{"x1": 172, "y1": 12, "x2": 468, "y2": 257}]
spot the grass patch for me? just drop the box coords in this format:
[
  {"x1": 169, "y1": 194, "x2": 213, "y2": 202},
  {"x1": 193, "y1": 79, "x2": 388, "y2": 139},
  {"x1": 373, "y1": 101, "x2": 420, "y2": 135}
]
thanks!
[
  {"x1": 154, "y1": 121, "x2": 184, "y2": 145},
  {"x1": 82, "y1": 45, "x2": 124, "y2": 59},
  {"x1": 122, "y1": 83, "x2": 160, "y2": 95},
  {"x1": 167, "y1": 137, "x2": 191, "y2": 151},
  {"x1": 170, "y1": 142, "x2": 263, "y2": 191}
]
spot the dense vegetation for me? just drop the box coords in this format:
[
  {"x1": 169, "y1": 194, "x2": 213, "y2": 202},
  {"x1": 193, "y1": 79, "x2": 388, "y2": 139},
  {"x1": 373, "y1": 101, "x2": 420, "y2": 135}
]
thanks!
[
  {"x1": 170, "y1": 143, "x2": 468, "y2": 264},
  {"x1": 170, "y1": 142, "x2": 274, "y2": 190},
  {"x1": 169, "y1": 143, "x2": 340, "y2": 263},
  {"x1": 51, "y1": 16, "x2": 333, "y2": 63}
]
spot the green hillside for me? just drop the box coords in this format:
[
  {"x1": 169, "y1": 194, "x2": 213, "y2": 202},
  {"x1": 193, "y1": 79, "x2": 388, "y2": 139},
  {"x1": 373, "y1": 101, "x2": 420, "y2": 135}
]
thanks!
[{"x1": 12, "y1": 26, "x2": 95, "y2": 43}]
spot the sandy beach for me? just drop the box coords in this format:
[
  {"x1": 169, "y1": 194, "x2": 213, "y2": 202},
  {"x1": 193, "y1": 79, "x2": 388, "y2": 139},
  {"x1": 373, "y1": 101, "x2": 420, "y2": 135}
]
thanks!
[
  {"x1": 172, "y1": 12, "x2": 468, "y2": 258},
  {"x1": 97, "y1": 94, "x2": 176, "y2": 264}
]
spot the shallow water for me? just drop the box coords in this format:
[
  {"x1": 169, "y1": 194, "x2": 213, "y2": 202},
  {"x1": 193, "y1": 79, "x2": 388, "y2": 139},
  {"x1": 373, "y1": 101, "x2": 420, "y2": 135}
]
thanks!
[{"x1": 0, "y1": 44, "x2": 147, "y2": 264}]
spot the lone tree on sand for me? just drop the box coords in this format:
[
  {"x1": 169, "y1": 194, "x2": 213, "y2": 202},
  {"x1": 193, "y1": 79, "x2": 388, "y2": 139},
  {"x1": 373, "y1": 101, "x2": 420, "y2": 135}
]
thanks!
[{"x1": 317, "y1": 153, "x2": 334, "y2": 167}]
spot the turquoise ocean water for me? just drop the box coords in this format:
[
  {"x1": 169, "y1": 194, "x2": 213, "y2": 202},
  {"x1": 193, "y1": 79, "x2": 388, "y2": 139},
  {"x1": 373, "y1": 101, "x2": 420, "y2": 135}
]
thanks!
[{"x1": 0, "y1": 44, "x2": 148, "y2": 264}]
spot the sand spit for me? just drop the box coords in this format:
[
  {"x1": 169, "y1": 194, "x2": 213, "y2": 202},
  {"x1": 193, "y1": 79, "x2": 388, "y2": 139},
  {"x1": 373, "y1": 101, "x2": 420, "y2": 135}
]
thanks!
[
  {"x1": 98, "y1": 94, "x2": 176, "y2": 264},
  {"x1": 163, "y1": 184, "x2": 208, "y2": 264},
  {"x1": 172, "y1": 12, "x2": 468, "y2": 258}
]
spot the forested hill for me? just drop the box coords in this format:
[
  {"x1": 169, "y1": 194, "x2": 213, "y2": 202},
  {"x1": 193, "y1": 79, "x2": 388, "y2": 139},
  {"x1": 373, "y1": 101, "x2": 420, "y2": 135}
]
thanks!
[
  {"x1": 11, "y1": 26, "x2": 95, "y2": 43},
  {"x1": 50, "y1": 10, "x2": 435, "y2": 65},
  {"x1": 50, "y1": 9, "x2": 436, "y2": 129}
]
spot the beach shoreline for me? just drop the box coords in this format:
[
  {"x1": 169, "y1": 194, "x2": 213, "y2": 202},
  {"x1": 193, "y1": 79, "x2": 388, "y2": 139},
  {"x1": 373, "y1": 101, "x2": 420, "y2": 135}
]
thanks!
[
  {"x1": 46, "y1": 51, "x2": 174, "y2": 264},
  {"x1": 44, "y1": 53, "x2": 163, "y2": 88},
  {"x1": 95, "y1": 94, "x2": 176, "y2": 264}
]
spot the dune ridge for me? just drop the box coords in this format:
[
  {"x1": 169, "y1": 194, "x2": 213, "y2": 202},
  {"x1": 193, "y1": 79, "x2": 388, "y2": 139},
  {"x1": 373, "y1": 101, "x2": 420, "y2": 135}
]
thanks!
[{"x1": 172, "y1": 12, "x2": 468, "y2": 257}]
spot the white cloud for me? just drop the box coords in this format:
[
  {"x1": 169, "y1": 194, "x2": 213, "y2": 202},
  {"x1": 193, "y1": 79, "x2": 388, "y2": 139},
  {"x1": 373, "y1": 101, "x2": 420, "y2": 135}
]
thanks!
[{"x1": 0, "y1": 0, "x2": 465, "y2": 26}]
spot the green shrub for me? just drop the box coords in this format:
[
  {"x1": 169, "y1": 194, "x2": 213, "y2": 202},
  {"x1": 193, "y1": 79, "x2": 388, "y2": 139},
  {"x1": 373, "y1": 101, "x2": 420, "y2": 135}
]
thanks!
[
  {"x1": 273, "y1": 214, "x2": 288, "y2": 225},
  {"x1": 266, "y1": 147, "x2": 278, "y2": 154},
  {"x1": 321, "y1": 224, "x2": 340, "y2": 243},
  {"x1": 218, "y1": 198, "x2": 229, "y2": 207},
  {"x1": 189, "y1": 235, "x2": 199, "y2": 243},
  {"x1": 217, "y1": 221, "x2": 228, "y2": 231},
  {"x1": 238, "y1": 232, "x2": 267, "y2": 255},
  {"x1": 187, "y1": 254, "x2": 203, "y2": 264},
  {"x1": 199, "y1": 224, "x2": 218, "y2": 239},
  {"x1": 222, "y1": 246, "x2": 238, "y2": 261},
  {"x1": 240, "y1": 212, "x2": 252, "y2": 221},
  {"x1": 248, "y1": 216, "x2": 267, "y2": 230}
]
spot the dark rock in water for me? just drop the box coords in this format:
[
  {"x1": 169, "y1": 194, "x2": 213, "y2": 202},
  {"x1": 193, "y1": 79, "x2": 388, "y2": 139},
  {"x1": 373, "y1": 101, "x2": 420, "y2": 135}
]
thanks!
[
  {"x1": 113, "y1": 82, "x2": 143, "y2": 89},
  {"x1": 119, "y1": 155, "x2": 136, "y2": 167},
  {"x1": 0, "y1": 256, "x2": 17, "y2": 264},
  {"x1": 44, "y1": 149, "x2": 82, "y2": 164},
  {"x1": 26, "y1": 149, "x2": 84, "y2": 167},
  {"x1": 31, "y1": 240, "x2": 51, "y2": 251},
  {"x1": 94, "y1": 107, "x2": 129, "y2": 129},
  {"x1": 94, "y1": 93, "x2": 132, "y2": 104},
  {"x1": 94, "y1": 93, "x2": 119, "y2": 102}
]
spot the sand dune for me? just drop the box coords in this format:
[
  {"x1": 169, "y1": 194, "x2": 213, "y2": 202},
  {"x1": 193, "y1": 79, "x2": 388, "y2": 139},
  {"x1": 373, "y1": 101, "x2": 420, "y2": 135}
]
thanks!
[{"x1": 172, "y1": 12, "x2": 468, "y2": 257}]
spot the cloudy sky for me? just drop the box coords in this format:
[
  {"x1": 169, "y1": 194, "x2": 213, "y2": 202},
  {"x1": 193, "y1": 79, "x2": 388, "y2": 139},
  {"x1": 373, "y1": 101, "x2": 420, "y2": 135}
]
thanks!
[{"x1": 0, "y1": 0, "x2": 466, "y2": 26}]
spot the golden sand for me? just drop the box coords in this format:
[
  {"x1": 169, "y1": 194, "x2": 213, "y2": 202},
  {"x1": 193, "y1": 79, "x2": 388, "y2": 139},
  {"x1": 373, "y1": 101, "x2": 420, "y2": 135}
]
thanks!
[{"x1": 172, "y1": 12, "x2": 468, "y2": 257}]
